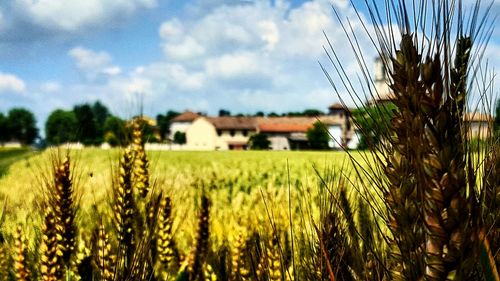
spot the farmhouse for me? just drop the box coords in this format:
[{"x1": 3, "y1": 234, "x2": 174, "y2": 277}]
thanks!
[
  {"x1": 186, "y1": 116, "x2": 257, "y2": 150},
  {"x1": 168, "y1": 57, "x2": 493, "y2": 150},
  {"x1": 169, "y1": 111, "x2": 200, "y2": 140},
  {"x1": 464, "y1": 112, "x2": 493, "y2": 139},
  {"x1": 182, "y1": 104, "x2": 355, "y2": 151}
]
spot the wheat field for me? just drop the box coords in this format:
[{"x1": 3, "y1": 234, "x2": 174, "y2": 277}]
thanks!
[{"x1": 0, "y1": 148, "x2": 360, "y2": 254}]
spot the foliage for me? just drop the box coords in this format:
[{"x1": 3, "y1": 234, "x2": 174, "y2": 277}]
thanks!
[
  {"x1": 173, "y1": 131, "x2": 186, "y2": 144},
  {"x1": 6, "y1": 108, "x2": 38, "y2": 145},
  {"x1": 0, "y1": 113, "x2": 8, "y2": 143},
  {"x1": 45, "y1": 109, "x2": 78, "y2": 144},
  {"x1": 156, "y1": 110, "x2": 180, "y2": 141},
  {"x1": 103, "y1": 116, "x2": 127, "y2": 146},
  {"x1": 249, "y1": 133, "x2": 270, "y2": 150},
  {"x1": 73, "y1": 104, "x2": 99, "y2": 145},
  {"x1": 306, "y1": 121, "x2": 330, "y2": 149},
  {"x1": 351, "y1": 102, "x2": 396, "y2": 149},
  {"x1": 218, "y1": 109, "x2": 231, "y2": 117},
  {"x1": 92, "y1": 101, "x2": 111, "y2": 138}
]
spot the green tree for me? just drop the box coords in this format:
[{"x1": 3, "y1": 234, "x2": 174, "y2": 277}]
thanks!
[
  {"x1": 173, "y1": 131, "x2": 186, "y2": 144},
  {"x1": 103, "y1": 116, "x2": 127, "y2": 146},
  {"x1": 73, "y1": 104, "x2": 98, "y2": 145},
  {"x1": 0, "y1": 113, "x2": 8, "y2": 143},
  {"x1": 92, "y1": 101, "x2": 110, "y2": 139},
  {"x1": 302, "y1": 109, "x2": 324, "y2": 116},
  {"x1": 156, "y1": 110, "x2": 180, "y2": 141},
  {"x1": 352, "y1": 102, "x2": 396, "y2": 149},
  {"x1": 306, "y1": 121, "x2": 330, "y2": 150},
  {"x1": 218, "y1": 109, "x2": 231, "y2": 116},
  {"x1": 7, "y1": 108, "x2": 38, "y2": 145},
  {"x1": 249, "y1": 133, "x2": 270, "y2": 150},
  {"x1": 45, "y1": 110, "x2": 78, "y2": 145}
]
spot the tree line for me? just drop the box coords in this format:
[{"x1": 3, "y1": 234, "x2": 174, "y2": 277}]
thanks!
[
  {"x1": 0, "y1": 108, "x2": 38, "y2": 145},
  {"x1": 2, "y1": 99, "x2": 499, "y2": 148},
  {"x1": 45, "y1": 102, "x2": 182, "y2": 146}
]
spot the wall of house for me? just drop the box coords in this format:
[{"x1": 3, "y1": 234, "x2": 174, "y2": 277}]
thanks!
[
  {"x1": 347, "y1": 130, "x2": 360, "y2": 149},
  {"x1": 467, "y1": 121, "x2": 490, "y2": 139},
  {"x1": 169, "y1": 122, "x2": 192, "y2": 139},
  {"x1": 268, "y1": 135, "x2": 290, "y2": 150},
  {"x1": 216, "y1": 130, "x2": 253, "y2": 149},
  {"x1": 186, "y1": 118, "x2": 220, "y2": 150},
  {"x1": 327, "y1": 125, "x2": 342, "y2": 148}
]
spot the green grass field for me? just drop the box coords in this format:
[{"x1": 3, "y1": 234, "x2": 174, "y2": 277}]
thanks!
[
  {"x1": 0, "y1": 148, "x2": 37, "y2": 178},
  {"x1": 0, "y1": 148, "x2": 361, "y2": 250}
]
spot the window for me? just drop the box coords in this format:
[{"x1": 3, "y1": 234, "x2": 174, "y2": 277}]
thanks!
[
  {"x1": 230, "y1": 130, "x2": 235, "y2": 137},
  {"x1": 217, "y1": 129, "x2": 222, "y2": 136},
  {"x1": 242, "y1": 130, "x2": 248, "y2": 136}
]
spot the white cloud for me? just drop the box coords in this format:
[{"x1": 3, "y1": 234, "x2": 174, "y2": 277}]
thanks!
[
  {"x1": 13, "y1": 0, "x2": 157, "y2": 32},
  {"x1": 205, "y1": 52, "x2": 268, "y2": 79},
  {"x1": 159, "y1": 18, "x2": 184, "y2": 39},
  {"x1": 257, "y1": 20, "x2": 279, "y2": 51},
  {"x1": 38, "y1": 0, "x2": 374, "y2": 120},
  {"x1": 163, "y1": 36, "x2": 205, "y2": 60},
  {"x1": 40, "y1": 81, "x2": 61, "y2": 93},
  {"x1": 68, "y1": 46, "x2": 121, "y2": 81},
  {"x1": 0, "y1": 72, "x2": 26, "y2": 92},
  {"x1": 102, "y1": 67, "x2": 122, "y2": 76}
]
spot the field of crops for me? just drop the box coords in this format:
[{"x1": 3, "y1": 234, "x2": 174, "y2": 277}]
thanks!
[
  {"x1": 0, "y1": 147, "x2": 370, "y2": 280},
  {"x1": 0, "y1": 149, "x2": 353, "y2": 232}
]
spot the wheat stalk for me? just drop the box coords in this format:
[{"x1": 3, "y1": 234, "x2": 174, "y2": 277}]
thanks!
[
  {"x1": 14, "y1": 225, "x2": 31, "y2": 281},
  {"x1": 39, "y1": 208, "x2": 63, "y2": 281},
  {"x1": 230, "y1": 232, "x2": 249, "y2": 281},
  {"x1": 95, "y1": 224, "x2": 115, "y2": 281},
  {"x1": 50, "y1": 155, "x2": 77, "y2": 267},
  {"x1": 187, "y1": 194, "x2": 211, "y2": 281},
  {"x1": 132, "y1": 120, "x2": 150, "y2": 198},
  {"x1": 157, "y1": 195, "x2": 178, "y2": 274},
  {"x1": 113, "y1": 147, "x2": 136, "y2": 272}
]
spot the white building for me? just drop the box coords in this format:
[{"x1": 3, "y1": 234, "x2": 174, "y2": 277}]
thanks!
[{"x1": 169, "y1": 111, "x2": 200, "y2": 140}]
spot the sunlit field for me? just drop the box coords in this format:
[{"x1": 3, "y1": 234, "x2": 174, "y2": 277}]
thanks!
[{"x1": 0, "y1": 148, "x2": 363, "y2": 252}]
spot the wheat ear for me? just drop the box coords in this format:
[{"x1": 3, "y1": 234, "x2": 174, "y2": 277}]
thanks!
[{"x1": 14, "y1": 225, "x2": 31, "y2": 281}]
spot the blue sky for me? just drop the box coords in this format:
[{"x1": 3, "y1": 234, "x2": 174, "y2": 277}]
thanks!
[{"x1": 0, "y1": 0, "x2": 498, "y2": 131}]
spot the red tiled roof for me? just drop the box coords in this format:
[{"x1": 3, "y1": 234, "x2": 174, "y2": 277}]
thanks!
[
  {"x1": 172, "y1": 111, "x2": 200, "y2": 122},
  {"x1": 328, "y1": 103, "x2": 344, "y2": 110},
  {"x1": 206, "y1": 116, "x2": 257, "y2": 130},
  {"x1": 464, "y1": 112, "x2": 493, "y2": 122},
  {"x1": 259, "y1": 123, "x2": 311, "y2": 133}
]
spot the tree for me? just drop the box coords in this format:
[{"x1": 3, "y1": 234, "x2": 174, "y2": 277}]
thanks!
[
  {"x1": 156, "y1": 110, "x2": 180, "y2": 141},
  {"x1": 45, "y1": 110, "x2": 78, "y2": 145},
  {"x1": 92, "y1": 101, "x2": 110, "y2": 138},
  {"x1": 352, "y1": 102, "x2": 396, "y2": 149},
  {"x1": 306, "y1": 121, "x2": 330, "y2": 150},
  {"x1": 249, "y1": 133, "x2": 270, "y2": 150},
  {"x1": 0, "y1": 113, "x2": 8, "y2": 143},
  {"x1": 218, "y1": 109, "x2": 231, "y2": 117},
  {"x1": 173, "y1": 131, "x2": 186, "y2": 144},
  {"x1": 103, "y1": 116, "x2": 127, "y2": 146},
  {"x1": 7, "y1": 108, "x2": 38, "y2": 145},
  {"x1": 302, "y1": 109, "x2": 324, "y2": 116},
  {"x1": 73, "y1": 104, "x2": 99, "y2": 145}
]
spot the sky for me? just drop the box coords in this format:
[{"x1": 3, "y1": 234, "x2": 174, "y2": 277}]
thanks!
[{"x1": 0, "y1": 0, "x2": 498, "y2": 131}]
